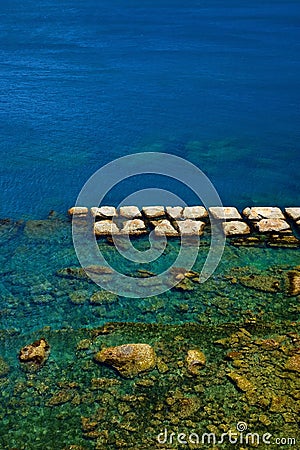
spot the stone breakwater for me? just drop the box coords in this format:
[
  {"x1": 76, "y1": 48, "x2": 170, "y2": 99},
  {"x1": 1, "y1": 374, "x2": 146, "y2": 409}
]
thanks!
[{"x1": 68, "y1": 206, "x2": 300, "y2": 241}]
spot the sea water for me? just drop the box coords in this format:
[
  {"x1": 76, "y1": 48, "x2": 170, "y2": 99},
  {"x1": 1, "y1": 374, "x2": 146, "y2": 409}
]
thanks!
[
  {"x1": 0, "y1": 0, "x2": 299, "y2": 218},
  {"x1": 0, "y1": 2, "x2": 299, "y2": 449}
]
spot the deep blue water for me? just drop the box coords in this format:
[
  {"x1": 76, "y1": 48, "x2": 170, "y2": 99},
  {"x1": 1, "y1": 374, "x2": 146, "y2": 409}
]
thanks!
[{"x1": 1, "y1": 0, "x2": 300, "y2": 218}]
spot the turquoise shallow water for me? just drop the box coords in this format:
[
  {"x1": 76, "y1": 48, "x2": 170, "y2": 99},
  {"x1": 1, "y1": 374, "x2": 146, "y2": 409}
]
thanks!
[{"x1": 0, "y1": 215, "x2": 299, "y2": 333}]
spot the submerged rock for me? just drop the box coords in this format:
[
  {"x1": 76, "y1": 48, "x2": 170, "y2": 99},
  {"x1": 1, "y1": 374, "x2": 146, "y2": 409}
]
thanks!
[
  {"x1": 238, "y1": 274, "x2": 281, "y2": 293},
  {"x1": 230, "y1": 236, "x2": 265, "y2": 247},
  {"x1": 57, "y1": 265, "x2": 113, "y2": 280},
  {"x1": 267, "y1": 235, "x2": 300, "y2": 248},
  {"x1": 94, "y1": 343, "x2": 156, "y2": 378},
  {"x1": 285, "y1": 355, "x2": 300, "y2": 373},
  {"x1": 68, "y1": 290, "x2": 88, "y2": 305},
  {"x1": 19, "y1": 338, "x2": 50, "y2": 372},
  {"x1": 0, "y1": 356, "x2": 10, "y2": 377},
  {"x1": 186, "y1": 349, "x2": 206, "y2": 375},
  {"x1": 286, "y1": 271, "x2": 300, "y2": 296},
  {"x1": 227, "y1": 371, "x2": 255, "y2": 393},
  {"x1": 90, "y1": 291, "x2": 118, "y2": 305},
  {"x1": 56, "y1": 267, "x2": 88, "y2": 280},
  {"x1": 47, "y1": 389, "x2": 75, "y2": 406},
  {"x1": 24, "y1": 219, "x2": 66, "y2": 239}
]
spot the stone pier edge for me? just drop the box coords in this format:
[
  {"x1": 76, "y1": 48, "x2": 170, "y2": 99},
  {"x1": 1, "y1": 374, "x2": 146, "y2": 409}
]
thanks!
[{"x1": 68, "y1": 206, "x2": 300, "y2": 242}]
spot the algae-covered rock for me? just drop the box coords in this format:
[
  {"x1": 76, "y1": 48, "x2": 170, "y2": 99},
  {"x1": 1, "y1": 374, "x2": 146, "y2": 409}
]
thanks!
[
  {"x1": 169, "y1": 395, "x2": 202, "y2": 418},
  {"x1": 90, "y1": 291, "x2": 118, "y2": 305},
  {"x1": 0, "y1": 356, "x2": 9, "y2": 377},
  {"x1": 227, "y1": 371, "x2": 255, "y2": 393},
  {"x1": 186, "y1": 349, "x2": 206, "y2": 375},
  {"x1": 19, "y1": 338, "x2": 50, "y2": 372},
  {"x1": 69, "y1": 290, "x2": 88, "y2": 305},
  {"x1": 47, "y1": 389, "x2": 75, "y2": 406},
  {"x1": 57, "y1": 265, "x2": 113, "y2": 280},
  {"x1": 285, "y1": 355, "x2": 300, "y2": 373},
  {"x1": 238, "y1": 274, "x2": 281, "y2": 293},
  {"x1": 94, "y1": 343, "x2": 156, "y2": 378},
  {"x1": 56, "y1": 267, "x2": 88, "y2": 280},
  {"x1": 24, "y1": 219, "x2": 66, "y2": 239},
  {"x1": 267, "y1": 235, "x2": 300, "y2": 248},
  {"x1": 230, "y1": 236, "x2": 265, "y2": 247},
  {"x1": 286, "y1": 271, "x2": 300, "y2": 296}
]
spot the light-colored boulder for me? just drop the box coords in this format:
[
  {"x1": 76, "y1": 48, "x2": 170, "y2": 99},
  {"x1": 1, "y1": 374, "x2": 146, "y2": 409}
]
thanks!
[
  {"x1": 285, "y1": 207, "x2": 300, "y2": 222},
  {"x1": 142, "y1": 206, "x2": 165, "y2": 218},
  {"x1": 255, "y1": 219, "x2": 291, "y2": 233},
  {"x1": 94, "y1": 343, "x2": 156, "y2": 378},
  {"x1": 153, "y1": 219, "x2": 179, "y2": 237},
  {"x1": 183, "y1": 206, "x2": 208, "y2": 220},
  {"x1": 90, "y1": 206, "x2": 117, "y2": 219},
  {"x1": 209, "y1": 207, "x2": 242, "y2": 220},
  {"x1": 120, "y1": 219, "x2": 147, "y2": 235},
  {"x1": 68, "y1": 207, "x2": 88, "y2": 217},
  {"x1": 119, "y1": 206, "x2": 141, "y2": 219},
  {"x1": 243, "y1": 207, "x2": 284, "y2": 220},
  {"x1": 166, "y1": 206, "x2": 183, "y2": 219},
  {"x1": 176, "y1": 220, "x2": 205, "y2": 236},
  {"x1": 222, "y1": 221, "x2": 251, "y2": 236},
  {"x1": 186, "y1": 349, "x2": 206, "y2": 375},
  {"x1": 94, "y1": 220, "x2": 119, "y2": 236}
]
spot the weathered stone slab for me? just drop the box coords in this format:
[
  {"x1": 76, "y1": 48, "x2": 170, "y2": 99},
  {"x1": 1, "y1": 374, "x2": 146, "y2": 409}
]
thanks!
[
  {"x1": 91, "y1": 206, "x2": 117, "y2": 219},
  {"x1": 243, "y1": 207, "x2": 284, "y2": 220},
  {"x1": 285, "y1": 207, "x2": 300, "y2": 222},
  {"x1": 222, "y1": 221, "x2": 251, "y2": 236},
  {"x1": 94, "y1": 220, "x2": 120, "y2": 236},
  {"x1": 209, "y1": 207, "x2": 242, "y2": 220},
  {"x1": 142, "y1": 206, "x2": 165, "y2": 219},
  {"x1": 176, "y1": 220, "x2": 205, "y2": 236},
  {"x1": 183, "y1": 206, "x2": 208, "y2": 220},
  {"x1": 166, "y1": 206, "x2": 183, "y2": 219},
  {"x1": 255, "y1": 219, "x2": 291, "y2": 234},
  {"x1": 68, "y1": 207, "x2": 88, "y2": 217},
  {"x1": 120, "y1": 219, "x2": 147, "y2": 235},
  {"x1": 119, "y1": 206, "x2": 142, "y2": 219},
  {"x1": 153, "y1": 220, "x2": 179, "y2": 237}
]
